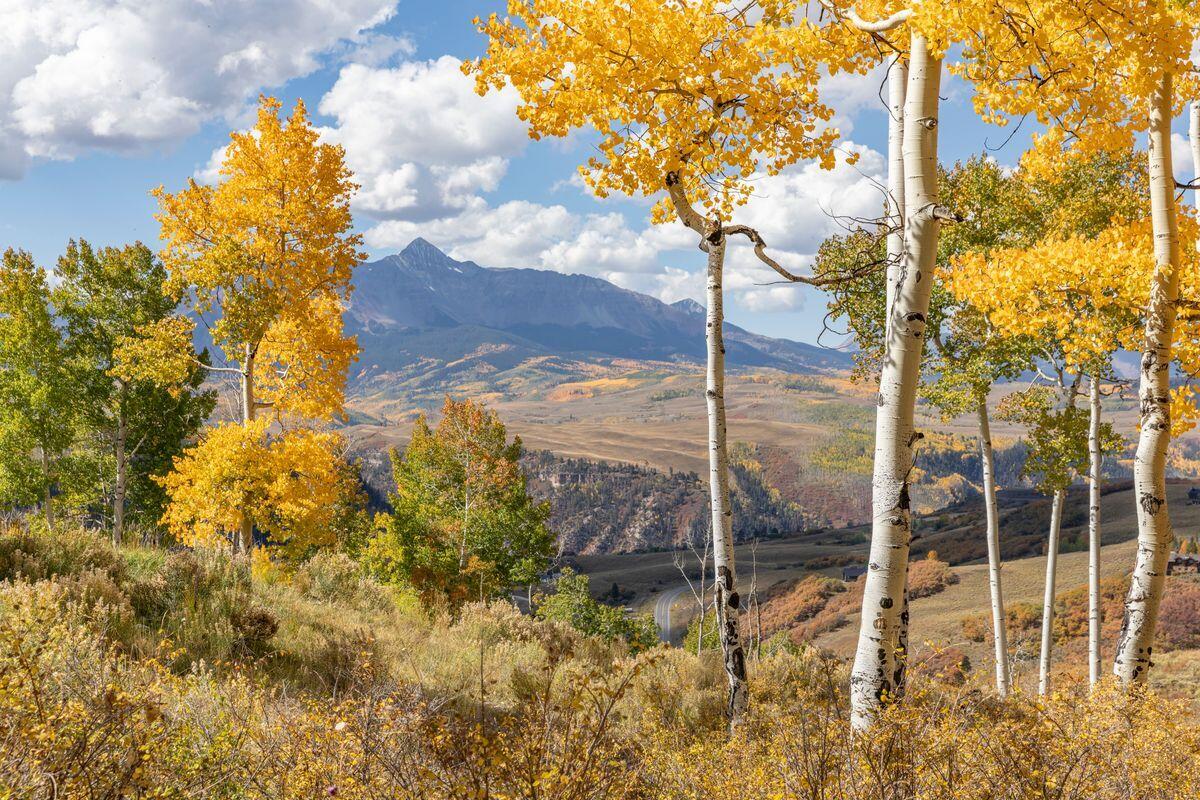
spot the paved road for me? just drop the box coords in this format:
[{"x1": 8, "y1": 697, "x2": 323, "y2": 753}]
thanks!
[{"x1": 653, "y1": 585, "x2": 692, "y2": 642}]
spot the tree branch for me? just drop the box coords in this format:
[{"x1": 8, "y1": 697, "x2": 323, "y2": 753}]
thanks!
[
  {"x1": 723, "y1": 224, "x2": 877, "y2": 287},
  {"x1": 664, "y1": 171, "x2": 716, "y2": 240},
  {"x1": 817, "y1": 0, "x2": 913, "y2": 32},
  {"x1": 197, "y1": 359, "x2": 243, "y2": 375},
  {"x1": 846, "y1": 6, "x2": 913, "y2": 32}
]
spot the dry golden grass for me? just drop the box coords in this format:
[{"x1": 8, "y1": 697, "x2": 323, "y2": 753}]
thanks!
[{"x1": 815, "y1": 481, "x2": 1200, "y2": 693}]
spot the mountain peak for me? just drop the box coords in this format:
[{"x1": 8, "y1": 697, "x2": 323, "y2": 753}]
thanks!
[
  {"x1": 348, "y1": 240, "x2": 851, "y2": 377},
  {"x1": 400, "y1": 237, "x2": 448, "y2": 260},
  {"x1": 671, "y1": 298, "x2": 705, "y2": 316}
]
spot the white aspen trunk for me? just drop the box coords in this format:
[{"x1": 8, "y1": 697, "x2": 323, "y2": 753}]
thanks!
[
  {"x1": 697, "y1": 535, "x2": 708, "y2": 657},
  {"x1": 40, "y1": 449, "x2": 54, "y2": 527},
  {"x1": 1191, "y1": 100, "x2": 1200, "y2": 225},
  {"x1": 850, "y1": 35, "x2": 942, "y2": 730},
  {"x1": 1087, "y1": 375, "x2": 1103, "y2": 687},
  {"x1": 1038, "y1": 489, "x2": 1065, "y2": 695},
  {"x1": 1114, "y1": 74, "x2": 1181, "y2": 684},
  {"x1": 113, "y1": 405, "x2": 128, "y2": 548},
  {"x1": 460, "y1": 453, "x2": 471, "y2": 569},
  {"x1": 238, "y1": 346, "x2": 256, "y2": 555},
  {"x1": 884, "y1": 57, "x2": 907, "y2": 327},
  {"x1": 885, "y1": 59, "x2": 910, "y2": 687},
  {"x1": 705, "y1": 234, "x2": 748, "y2": 722},
  {"x1": 978, "y1": 400, "x2": 1010, "y2": 696}
]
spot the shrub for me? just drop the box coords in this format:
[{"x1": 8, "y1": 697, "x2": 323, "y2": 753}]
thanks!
[
  {"x1": 293, "y1": 550, "x2": 393, "y2": 611},
  {"x1": 759, "y1": 574, "x2": 844, "y2": 635},
  {"x1": 912, "y1": 646, "x2": 971, "y2": 685},
  {"x1": 906, "y1": 554, "x2": 959, "y2": 599},
  {"x1": 536, "y1": 568, "x2": 658, "y2": 653},
  {"x1": 1158, "y1": 579, "x2": 1200, "y2": 651},
  {"x1": 1053, "y1": 574, "x2": 1128, "y2": 643},
  {"x1": 0, "y1": 521, "x2": 126, "y2": 584},
  {"x1": 961, "y1": 614, "x2": 988, "y2": 643}
]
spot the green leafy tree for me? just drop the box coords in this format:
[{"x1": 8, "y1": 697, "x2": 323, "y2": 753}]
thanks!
[
  {"x1": 365, "y1": 397, "x2": 554, "y2": 607},
  {"x1": 0, "y1": 250, "x2": 78, "y2": 525},
  {"x1": 54, "y1": 240, "x2": 215, "y2": 544},
  {"x1": 536, "y1": 568, "x2": 658, "y2": 653}
]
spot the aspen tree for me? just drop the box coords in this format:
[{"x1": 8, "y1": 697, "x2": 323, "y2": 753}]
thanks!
[
  {"x1": 469, "y1": 0, "x2": 874, "y2": 722},
  {"x1": 953, "y1": 221, "x2": 1200, "y2": 687},
  {"x1": 147, "y1": 97, "x2": 362, "y2": 554},
  {"x1": 0, "y1": 250, "x2": 75, "y2": 526},
  {"x1": 55, "y1": 241, "x2": 213, "y2": 546},
  {"x1": 812, "y1": 0, "x2": 968, "y2": 726},
  {"x1": 946, "y1": 150, "x2": 1149, "y2": 686},
  {"x1": 953, "y1": 0, "x2": 1200, "y2": 686},
  {"x1": 819, "y1": 156, "x2": 1040, "y2": 697}
]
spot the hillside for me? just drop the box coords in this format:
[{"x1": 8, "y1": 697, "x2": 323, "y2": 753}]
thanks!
[{"x1": 345, "y1": 238, "x2": 850, "y2": 406}]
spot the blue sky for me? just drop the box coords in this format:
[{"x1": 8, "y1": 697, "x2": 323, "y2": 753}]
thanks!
[{"x1": 0, "y1": 2, "x2": 1185, "y2": 345}]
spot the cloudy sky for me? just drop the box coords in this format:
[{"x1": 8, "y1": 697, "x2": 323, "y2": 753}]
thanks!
[{"x1": 1, "y1": 1, "x2": 1188, "y2": 343}]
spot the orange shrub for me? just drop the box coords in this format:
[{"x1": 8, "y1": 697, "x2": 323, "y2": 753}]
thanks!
[
  {"x1": 759, "y1": 574, "x2": 845, "y2": 635},
  {"x1": 1158, "y1": 579, "x2": 1200, "y2": 651},
  {"x1": 906, "y1": 556, "x2": 959, "y2": 600}
]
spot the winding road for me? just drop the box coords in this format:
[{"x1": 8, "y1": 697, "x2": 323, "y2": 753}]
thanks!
[{"x1": 652, "y1": 585, "x2": 692, "y2": 642}]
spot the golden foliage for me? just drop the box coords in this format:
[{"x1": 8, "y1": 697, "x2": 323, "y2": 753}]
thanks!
[
  {"x1": 152, "y1": 96, "x2": 363, "y2": 421},
  {"x1": 5, "y1": 540, "x2": 1200, "y2": 799},
  {"x1": 951, "y1": 1, "x2": 1200, "y2": 170},
  {"x1": 158, "y1": 420, "x2": 354, "y2": 558},
  {"x1": 467, "y1": 0, "x2": 864, "y2": 224},
  {"x1": 946, "y1": 216, "x2": 1200, "y2": 378}
]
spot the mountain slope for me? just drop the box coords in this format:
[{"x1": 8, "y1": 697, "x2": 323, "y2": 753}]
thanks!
[{"x1": 346, "y1": 239, "x2": 850, "y2": 396}]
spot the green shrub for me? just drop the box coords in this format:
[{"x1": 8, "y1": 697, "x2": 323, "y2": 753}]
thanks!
[
  {"x1": 536, "y1": 568, "x2": 658, "y2": 653},
  {"x1": 293, "y1": 550, "x2": 393, "y2": 611}
]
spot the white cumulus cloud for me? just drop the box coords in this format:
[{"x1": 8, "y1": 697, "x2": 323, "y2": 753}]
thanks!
[
  {"x1": 0, "y1": 0, "x2": 400, "y2": 177},
  {"x1": 317, "y1": 56, "x2": 528, "y2": 220},
  {"x1": 364, "y1": 140, "x2": 886, "y2": 317}
]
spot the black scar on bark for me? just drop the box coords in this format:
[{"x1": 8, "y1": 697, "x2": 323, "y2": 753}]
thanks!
[
  {"x1": 730, "y1": 647, "x2": 746, "y2": 679},
  {"x1": 728, "y1": 592, "x2": 740, "y2": 610},
  {"x1": 1139, "y1": 492, "x2": 1164, "y2": 516},
  {"x1": 880, "y1": 597, "x2": 893, "y2": 609},
  {"x1": 898, "y1": 484, "x2": 911, "y2": 511}
]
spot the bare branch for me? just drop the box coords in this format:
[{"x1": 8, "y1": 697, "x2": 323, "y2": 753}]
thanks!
[
  {"x1": 846, "y1": 6, "x2": 913, "y2": 32},
  {"x1": 723, "y1": 224, "x2": 880, "y2": 287},
  {"x1": 197, "y1": 360, "x2": 243, "y2": 375},
  {"x1": 817, "y1": 0, "x2": 913, "y2": 33},
  {"x1": 931, "y1": 204, "x2": 963, "y2": 223}
]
